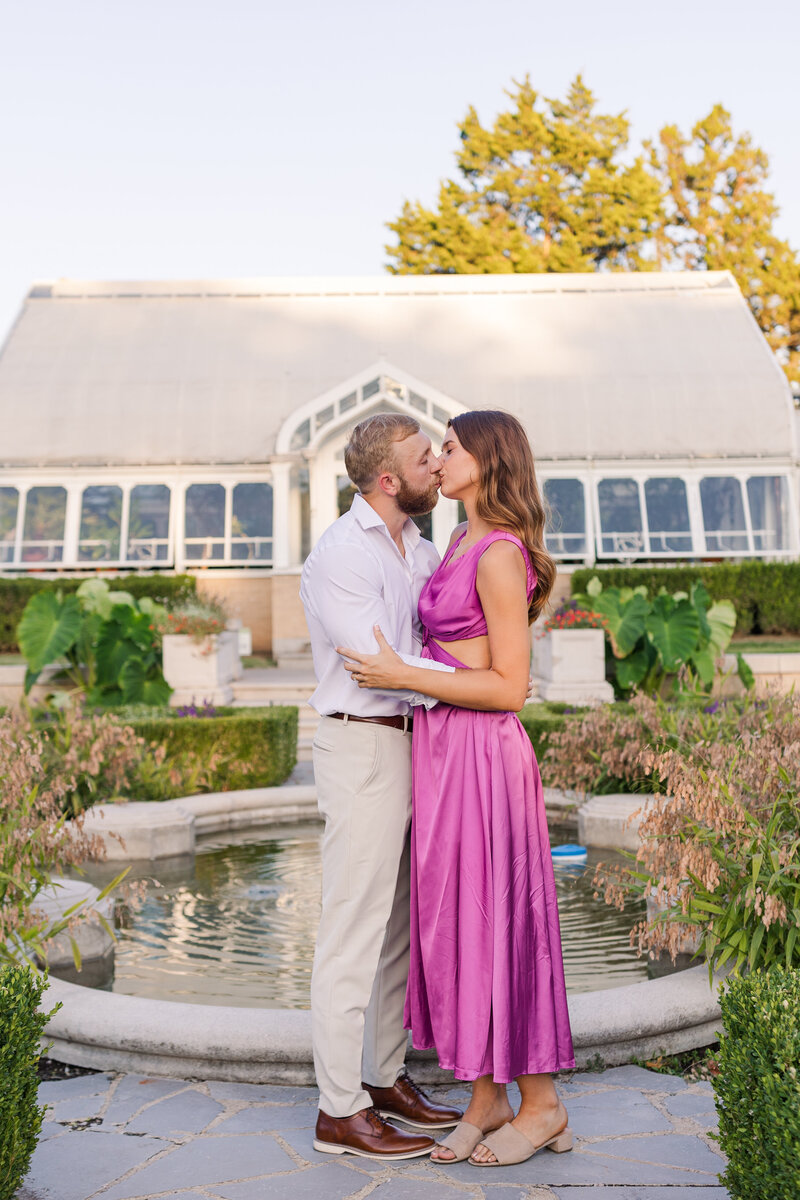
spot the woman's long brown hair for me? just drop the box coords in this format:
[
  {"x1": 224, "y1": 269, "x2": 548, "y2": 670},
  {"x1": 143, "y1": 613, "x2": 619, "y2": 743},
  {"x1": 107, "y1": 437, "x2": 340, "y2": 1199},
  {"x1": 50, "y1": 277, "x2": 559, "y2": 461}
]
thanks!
[{"x1": 448, "y1": 410, "x2": 555, "y2": 623}]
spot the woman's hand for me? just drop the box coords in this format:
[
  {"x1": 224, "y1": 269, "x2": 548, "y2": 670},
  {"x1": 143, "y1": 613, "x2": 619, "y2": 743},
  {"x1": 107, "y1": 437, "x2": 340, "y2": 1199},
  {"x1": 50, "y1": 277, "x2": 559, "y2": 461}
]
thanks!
[{"x1": 337, "y1": 625, "x2": 407, "y2": 690}]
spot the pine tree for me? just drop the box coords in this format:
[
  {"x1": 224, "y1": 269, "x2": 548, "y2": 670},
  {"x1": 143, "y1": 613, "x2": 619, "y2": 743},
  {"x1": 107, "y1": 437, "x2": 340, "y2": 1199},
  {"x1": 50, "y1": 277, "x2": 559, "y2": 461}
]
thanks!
[{"x1": 386, "y1": 76, "x2": 663, "y2": 276}]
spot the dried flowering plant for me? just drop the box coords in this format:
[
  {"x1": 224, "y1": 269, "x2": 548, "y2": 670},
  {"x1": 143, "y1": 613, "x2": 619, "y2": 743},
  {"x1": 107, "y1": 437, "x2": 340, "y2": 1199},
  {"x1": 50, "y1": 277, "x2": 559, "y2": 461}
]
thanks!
[
  {"x1": 582, "y1": 690, "x2": 800, "y2": 977},
  {"x1": 0, "y1": 705, "x2": 134, "y2": 971},
  {"x1": 34, "y1": 695, "x2": 144, "y2": 818}
]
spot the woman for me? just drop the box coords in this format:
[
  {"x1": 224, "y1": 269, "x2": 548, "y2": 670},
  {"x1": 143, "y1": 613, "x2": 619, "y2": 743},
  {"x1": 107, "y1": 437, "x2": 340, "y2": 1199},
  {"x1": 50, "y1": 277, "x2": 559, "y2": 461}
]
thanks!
[{"x1": 338, "y1": 411, "x2": 575, "y2": 1167}]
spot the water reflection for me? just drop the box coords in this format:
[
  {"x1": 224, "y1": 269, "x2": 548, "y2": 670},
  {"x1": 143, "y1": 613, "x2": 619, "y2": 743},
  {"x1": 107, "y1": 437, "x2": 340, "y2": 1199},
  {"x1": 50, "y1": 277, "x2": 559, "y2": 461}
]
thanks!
[{"x1": 71, "y1": 824, "x2": 655, "y2": 1007}]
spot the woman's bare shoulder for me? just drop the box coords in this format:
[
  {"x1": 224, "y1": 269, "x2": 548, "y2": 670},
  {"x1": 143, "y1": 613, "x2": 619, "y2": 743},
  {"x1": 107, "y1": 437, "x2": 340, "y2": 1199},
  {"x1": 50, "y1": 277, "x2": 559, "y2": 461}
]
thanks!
[{"x1": 476, "y1": 537, "x2": 528, "y2": 581}]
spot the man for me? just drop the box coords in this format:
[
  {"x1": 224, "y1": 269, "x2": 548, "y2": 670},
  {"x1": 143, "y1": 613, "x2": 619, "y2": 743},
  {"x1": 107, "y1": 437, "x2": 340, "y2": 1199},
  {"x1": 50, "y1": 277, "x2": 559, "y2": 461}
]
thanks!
[{"x1": 300, "y1": 412, "x2": 462, "y2": 1160}]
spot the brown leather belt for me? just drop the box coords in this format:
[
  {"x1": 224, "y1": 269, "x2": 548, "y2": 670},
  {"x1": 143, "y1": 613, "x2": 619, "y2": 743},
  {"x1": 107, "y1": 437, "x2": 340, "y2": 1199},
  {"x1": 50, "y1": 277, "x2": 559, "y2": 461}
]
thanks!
[{"x1": 329, "y1": 712, "x2": 413, "y2": 733}]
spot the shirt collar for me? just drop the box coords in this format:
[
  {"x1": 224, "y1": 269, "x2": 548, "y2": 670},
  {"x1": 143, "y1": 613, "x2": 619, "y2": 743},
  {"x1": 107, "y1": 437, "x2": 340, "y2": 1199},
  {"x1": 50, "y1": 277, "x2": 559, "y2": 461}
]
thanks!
[{"x1": 350, "y1": 492, "x2": 422, "y2": 547}]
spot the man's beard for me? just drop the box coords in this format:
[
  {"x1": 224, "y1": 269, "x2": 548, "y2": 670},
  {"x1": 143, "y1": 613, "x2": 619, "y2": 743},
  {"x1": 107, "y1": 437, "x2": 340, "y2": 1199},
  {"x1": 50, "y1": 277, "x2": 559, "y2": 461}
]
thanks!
[{"x1": 395, "y1": 474, "x2": 440, "y2": 516}]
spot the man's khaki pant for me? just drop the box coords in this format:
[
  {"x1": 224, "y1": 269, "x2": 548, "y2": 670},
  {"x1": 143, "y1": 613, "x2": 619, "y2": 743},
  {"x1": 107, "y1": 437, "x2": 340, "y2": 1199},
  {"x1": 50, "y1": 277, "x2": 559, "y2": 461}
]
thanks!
[{"x1": 311, "y1": 715, "x2": 413, "y2": 1118}]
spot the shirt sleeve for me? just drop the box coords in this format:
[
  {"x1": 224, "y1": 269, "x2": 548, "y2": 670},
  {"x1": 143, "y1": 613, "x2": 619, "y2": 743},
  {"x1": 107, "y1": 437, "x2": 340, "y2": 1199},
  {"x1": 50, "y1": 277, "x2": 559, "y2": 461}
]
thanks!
[{"x1": 306, "y1": 545, "x2": 454, "y2": 708}]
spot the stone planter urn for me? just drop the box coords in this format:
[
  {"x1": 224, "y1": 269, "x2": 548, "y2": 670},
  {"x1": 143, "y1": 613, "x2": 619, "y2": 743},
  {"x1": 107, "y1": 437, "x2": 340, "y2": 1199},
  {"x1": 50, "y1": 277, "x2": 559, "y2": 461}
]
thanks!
[
  {"x1": 532, "y1": 627, "x2": 614, "y2": 705},
  {"x1": 162, "y1": 629, "x2": 240, "y2": 707}
]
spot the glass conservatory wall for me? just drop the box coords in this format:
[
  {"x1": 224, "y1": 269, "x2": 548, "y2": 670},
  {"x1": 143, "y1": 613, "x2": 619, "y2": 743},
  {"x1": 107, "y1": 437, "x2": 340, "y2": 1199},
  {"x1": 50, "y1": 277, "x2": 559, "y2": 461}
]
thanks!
[
  {"x1": 128, "y1": 485, "x2": 171, "y2": 561},
  {"x1": 0, "y1": 487, "x2": 18, "y2": 563},
  {"x1": 78, "y1": 485, "x2": 122, "y2": 562},
  {"x1": 22, "y1": 486, "x2": 66, "y2": 562}
]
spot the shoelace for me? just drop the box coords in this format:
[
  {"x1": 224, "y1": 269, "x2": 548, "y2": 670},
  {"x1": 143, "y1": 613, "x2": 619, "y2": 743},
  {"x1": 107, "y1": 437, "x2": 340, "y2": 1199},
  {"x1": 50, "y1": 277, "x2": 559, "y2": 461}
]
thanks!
[
  {"x1": 397, "y1": 1073, "x2": 430, "y2": 1104},
  {"x1": 366, "y1": 1107, "x2": 390, "y2": 1134}
]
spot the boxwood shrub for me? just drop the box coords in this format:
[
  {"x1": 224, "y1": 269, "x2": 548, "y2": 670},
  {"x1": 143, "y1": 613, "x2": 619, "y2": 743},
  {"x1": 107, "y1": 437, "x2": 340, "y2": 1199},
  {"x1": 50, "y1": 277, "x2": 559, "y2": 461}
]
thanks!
[
  {"x1": 570, "y1": 561, "x2": 800, "y2": 636},
  {"x1": 116, "y1": 704, "x2": 298, "y2": 797},
  {"x1": 713, "y1": 965, "x2": 800, "y2": 1199},
  {"x1": 0, "y1": 964, "x2": 59, "y2": 1200},
  {"x1": 0, "y1": 573, "x2": 198, "y2": 653}
]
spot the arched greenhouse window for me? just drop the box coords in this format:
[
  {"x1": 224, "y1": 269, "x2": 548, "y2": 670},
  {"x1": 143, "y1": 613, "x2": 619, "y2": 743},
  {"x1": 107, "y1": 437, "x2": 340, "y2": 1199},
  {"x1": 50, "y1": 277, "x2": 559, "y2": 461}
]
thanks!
[
  {"x1": 543, "y1": 479, "x2": 586, "y2": 556},
  {"x1": 700, "y1": 477, "x2": 748, "y2": 552},
  {"x1": 747, "y1": 476, "x2": 790, "y2": 551},
  {"x1": 0, "y1": 487, "x2": 18, "y2": 563},
  {"x1": 79, "y1": 485, "x2": 122, "y2": 561},
  {"x1": 185, "y1": 484, "x2": 225, "y2": 561},
  {"x1": 128, "y1": 485, "x2": 171, "y2": 562},
  {"x1": 644, "y1": 478, "x2": 693, "y2": 553},
  {"x1": 597, "y1": 478, "x2": 644, "y2": 555},
  {"x1": 232, "y1": 482, "x2": 273, "y2": 561},
  {"x1": 21, "y1": 486, "x2": 66, "y2": 562}
]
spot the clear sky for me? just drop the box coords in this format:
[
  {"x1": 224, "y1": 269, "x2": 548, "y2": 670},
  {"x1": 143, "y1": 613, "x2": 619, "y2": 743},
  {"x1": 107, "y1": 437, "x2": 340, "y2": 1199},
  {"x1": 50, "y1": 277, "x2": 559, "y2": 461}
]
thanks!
[{"x1": 0, "y1": 0, "x2": 797, "y2": 344}]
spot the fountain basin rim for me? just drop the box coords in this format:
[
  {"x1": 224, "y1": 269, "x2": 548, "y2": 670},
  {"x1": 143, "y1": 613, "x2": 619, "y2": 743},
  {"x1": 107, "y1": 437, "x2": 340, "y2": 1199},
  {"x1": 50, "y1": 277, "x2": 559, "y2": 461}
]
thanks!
[{"x1": 43, "y1": 964, "x2": 723, "y2": 1082}]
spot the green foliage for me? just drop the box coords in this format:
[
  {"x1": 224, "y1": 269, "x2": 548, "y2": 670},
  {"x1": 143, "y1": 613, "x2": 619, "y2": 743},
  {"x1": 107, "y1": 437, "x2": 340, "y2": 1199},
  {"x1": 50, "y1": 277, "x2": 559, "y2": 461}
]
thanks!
[
  {"x1": 517, "y1": 703, "x2": 575, "y2": 771},
  {"x1": 386, "y1": 75, "x2": 800, "y2": 386},
  {"x1": 573, "y1": 576, "x2": 744, "y2": 695},
  {"x1": 0, "y1": 573, "x2": 197, "y2": 654},
  {"x1": 0, "y1": 964, "x2": 60, "y2": 1200},
  {"x1": 571, "y1": 561, "x2": 800, "y2": 637},
  {"x1": 387, "y1": 75, "x2": 662, "y2": 275},
  {"x1": 713, "y1": 966, "x2": 800, "y2": 1198},
  {"x1": 635, "y1": 789, "x2": 800, "y2": 981},
  {"x1": 18, "y1": 580, "x2": 171, "y2": 706},
  {"x1": 113, "y1": 705, "x2": 299, "y2": 797},
  {"x1": 649, "y1": 104, "x2": 800, "y2": 387}
]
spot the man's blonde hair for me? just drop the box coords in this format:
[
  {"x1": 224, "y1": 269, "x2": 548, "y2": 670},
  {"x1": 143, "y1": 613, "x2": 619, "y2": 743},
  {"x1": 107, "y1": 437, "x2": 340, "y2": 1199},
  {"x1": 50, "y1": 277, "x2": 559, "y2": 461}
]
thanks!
[{"x1": 344, "y1": 412, "x2": 420, "y2": 492}]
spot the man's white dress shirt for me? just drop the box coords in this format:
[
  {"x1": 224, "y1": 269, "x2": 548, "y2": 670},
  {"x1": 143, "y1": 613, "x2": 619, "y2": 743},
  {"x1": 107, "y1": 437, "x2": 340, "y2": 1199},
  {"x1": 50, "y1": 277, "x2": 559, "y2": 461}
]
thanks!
[{"x1": 300, "y1": 493, "x2": 454, "y2": 717}]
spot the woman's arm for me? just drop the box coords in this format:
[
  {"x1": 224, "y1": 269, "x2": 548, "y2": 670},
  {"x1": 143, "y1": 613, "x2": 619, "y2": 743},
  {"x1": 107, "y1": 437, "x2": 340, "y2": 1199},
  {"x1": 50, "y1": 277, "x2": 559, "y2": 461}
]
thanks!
[{"x1": 338, "y1": 541, "x2": 531, "y2": 712}]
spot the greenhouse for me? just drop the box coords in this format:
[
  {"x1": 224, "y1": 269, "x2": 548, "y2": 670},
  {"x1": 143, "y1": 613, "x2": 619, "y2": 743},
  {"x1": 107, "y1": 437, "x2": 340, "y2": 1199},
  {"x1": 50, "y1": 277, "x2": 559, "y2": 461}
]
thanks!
[{"x1": 0, "y1": 271, "x2": 797, "y2": 650}]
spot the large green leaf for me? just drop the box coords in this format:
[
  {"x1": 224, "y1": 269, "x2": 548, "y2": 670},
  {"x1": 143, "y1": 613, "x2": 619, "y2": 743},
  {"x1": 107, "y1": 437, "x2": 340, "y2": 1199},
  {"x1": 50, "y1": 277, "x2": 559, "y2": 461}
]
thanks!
[
  {"x1": 645, "y1": 595, "x2": 701, "y2": 671},
  {"x1": 706, "y1": 600, "x2": 737, "y2": 656},
  {"x1": 736, "y1": 652, "x2": 755, "y2": 691},
  {"x1": 141, "y1": 675, "x2": 173, "y2": 706},
  {"x1": 615, "y1": 639, "x2": 655, "y2": 690},
  {"x1": 689, "y1": 647, "x2": 716, "y2": 686},
  {"x1": 17, "y1": 591, "x2": 82, "y2": 674},
  {"x1": 592, "y1": 591, "x2": 649, "y2": 657}
]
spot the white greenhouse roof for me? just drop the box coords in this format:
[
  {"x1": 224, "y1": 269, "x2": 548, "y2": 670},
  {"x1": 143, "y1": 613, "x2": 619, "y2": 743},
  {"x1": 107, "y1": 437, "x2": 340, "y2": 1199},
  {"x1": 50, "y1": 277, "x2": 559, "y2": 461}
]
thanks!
[{"x1": 0, "y1": 271, "x2": 794, "y2": 467}]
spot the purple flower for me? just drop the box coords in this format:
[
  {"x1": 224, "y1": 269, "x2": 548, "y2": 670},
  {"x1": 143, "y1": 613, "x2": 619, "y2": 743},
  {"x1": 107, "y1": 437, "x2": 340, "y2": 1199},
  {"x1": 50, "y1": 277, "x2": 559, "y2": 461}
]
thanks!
[{"x1": 703, "y1": 701, "x2": 721, "y2": 715}]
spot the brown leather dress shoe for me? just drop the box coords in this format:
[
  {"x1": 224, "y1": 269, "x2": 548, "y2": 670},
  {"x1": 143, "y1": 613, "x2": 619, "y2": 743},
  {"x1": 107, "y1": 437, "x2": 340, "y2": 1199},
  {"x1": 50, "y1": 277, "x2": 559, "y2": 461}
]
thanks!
[
  {"x1": 314, "y1": 1106, "x2": 435, "y2": 1159},
  {"x1": 363, "y1": 1071, "x2": 464, "y2": 1130}
]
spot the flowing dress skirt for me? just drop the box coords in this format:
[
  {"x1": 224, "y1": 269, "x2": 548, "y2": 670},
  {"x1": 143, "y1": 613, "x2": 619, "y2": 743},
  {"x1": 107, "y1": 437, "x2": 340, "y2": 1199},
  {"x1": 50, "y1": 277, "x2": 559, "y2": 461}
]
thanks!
[{"x1": 404, "y1": 640, "x2": 575, "y2": 1082}]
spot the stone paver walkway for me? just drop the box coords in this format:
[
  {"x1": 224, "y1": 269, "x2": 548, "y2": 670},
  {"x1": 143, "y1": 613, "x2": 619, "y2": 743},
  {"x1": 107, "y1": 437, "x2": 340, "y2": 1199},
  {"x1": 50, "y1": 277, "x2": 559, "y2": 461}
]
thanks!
[{"x1": 21, "y1": 1065, "x2": 728, "y2": 1199}]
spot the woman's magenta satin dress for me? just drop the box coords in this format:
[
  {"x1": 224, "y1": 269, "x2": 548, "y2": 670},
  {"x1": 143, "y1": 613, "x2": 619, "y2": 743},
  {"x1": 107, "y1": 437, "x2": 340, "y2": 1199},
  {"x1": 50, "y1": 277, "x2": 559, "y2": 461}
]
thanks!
[{"x1": 404, "y1": 530, "x2": 575, "y2": 1082}]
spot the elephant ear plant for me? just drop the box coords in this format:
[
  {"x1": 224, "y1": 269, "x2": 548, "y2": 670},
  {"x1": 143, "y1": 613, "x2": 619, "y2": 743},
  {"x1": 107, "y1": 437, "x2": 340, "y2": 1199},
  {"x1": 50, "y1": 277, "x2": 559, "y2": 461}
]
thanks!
[
  {"x1": 17, "y1": 579, "x2": 172, "y2": 706},
  {"x1": 572, "y1": 576, "x2": 754, "y2": 695}
]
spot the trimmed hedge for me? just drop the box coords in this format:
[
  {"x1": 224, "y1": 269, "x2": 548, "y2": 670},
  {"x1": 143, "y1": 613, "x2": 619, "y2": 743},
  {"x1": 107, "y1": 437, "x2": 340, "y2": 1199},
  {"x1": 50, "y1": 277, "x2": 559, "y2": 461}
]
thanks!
[
  {"x1": 518, "y1": 704, "x2": 570, "y2": 772},
  {"x1": 570, "y1": 561, "x2": 800, "y2": 636},
  {"x1": 117, "y1": 704, "x2": 298, "y2": 797},
  {"x1": 713, "y1": 965, "x2": 800, "y2": 1199},
  {"x1": 0, "y1": 965, "x2": 58, "y2": 1200},
  {"x1": 0, "y1": 573, "x2": 198, "y2": 653}
]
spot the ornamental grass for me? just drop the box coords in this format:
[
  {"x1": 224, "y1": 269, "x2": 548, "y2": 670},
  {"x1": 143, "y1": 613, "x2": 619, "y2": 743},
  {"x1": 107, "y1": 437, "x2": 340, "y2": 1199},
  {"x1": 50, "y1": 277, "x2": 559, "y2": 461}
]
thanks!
[{"x1": 545, "y1": 689, "x2": 800, "y2": 972}]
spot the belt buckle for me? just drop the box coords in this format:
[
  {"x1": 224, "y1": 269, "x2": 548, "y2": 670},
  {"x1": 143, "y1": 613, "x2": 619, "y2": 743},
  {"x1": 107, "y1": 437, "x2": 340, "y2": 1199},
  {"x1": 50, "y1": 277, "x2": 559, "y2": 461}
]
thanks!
[{"x1": 401, "y1": 714, "x2": 410, "y2": 734}]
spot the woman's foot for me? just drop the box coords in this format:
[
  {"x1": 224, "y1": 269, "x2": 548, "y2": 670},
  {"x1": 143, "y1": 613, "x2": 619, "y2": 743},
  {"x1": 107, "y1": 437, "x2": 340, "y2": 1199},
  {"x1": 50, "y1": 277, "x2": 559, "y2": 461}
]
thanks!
[
  {"x1": 431, "y1": 1092, "x2": 514, "y2": 1162},
  {"x1": 470, "y1": 1097, "x2": 568, "y2": 1165}
]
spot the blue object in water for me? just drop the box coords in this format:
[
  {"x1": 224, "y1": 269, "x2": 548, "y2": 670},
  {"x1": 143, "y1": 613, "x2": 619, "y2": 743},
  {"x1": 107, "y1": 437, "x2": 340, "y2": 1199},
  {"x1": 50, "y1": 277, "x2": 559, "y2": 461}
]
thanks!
[{"x1": 551, "y1": 843, "x2": 588, "y2": 864}]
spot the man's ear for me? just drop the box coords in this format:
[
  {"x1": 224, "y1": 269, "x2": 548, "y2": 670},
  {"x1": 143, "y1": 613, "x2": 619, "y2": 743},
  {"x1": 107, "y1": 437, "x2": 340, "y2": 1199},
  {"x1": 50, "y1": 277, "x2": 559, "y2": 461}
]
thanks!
[{"x1": 377, "y1": 471, "x2": 400, "y2": 497}]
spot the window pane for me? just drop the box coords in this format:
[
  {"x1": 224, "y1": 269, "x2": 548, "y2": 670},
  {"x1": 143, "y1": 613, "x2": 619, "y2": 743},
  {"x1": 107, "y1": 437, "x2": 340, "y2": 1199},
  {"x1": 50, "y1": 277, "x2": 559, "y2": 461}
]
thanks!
[
  {"x1": 411, "y1": 512, "x2": 433, "y2": 540},
  {"x1": 185, "y1": 483, "x2": 225, "y2": 561},
  {"x1": 747, "y1": 476, "x2": 791, "y2": 551},
  {"x1": 290, "y1": 419, "x2": 310, "y2": 451},
  {"x1": 337, "y1": 474, "x2": 357, "y2": 516},
  {"x1": 0, "y1": 487, "x2": 18, "y2": 563},
  {"x1": 597, "y1": 479, "x2": 644, "y2": 555},
  {"x1": 21, "y1": 487, "x2": 66, "y2": 562},
  {"x1": 644, "y1": 478, "x2": 693, "y2": 553},
  {"x1": 78, "y1": 485, "x2": 122, "y2": 561},
  {"x1": 544, "y1": 479, "x2": 586, "y2": 555},
  {"x1": 231, "y1": 482, "x2": 273, "y2": 561},
  {"x1": 128, "y1": 484, "x2": 171, "y2": 562},
  {"x1": 700, "y1": 477, "x2": 748, "y2": 552}
]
